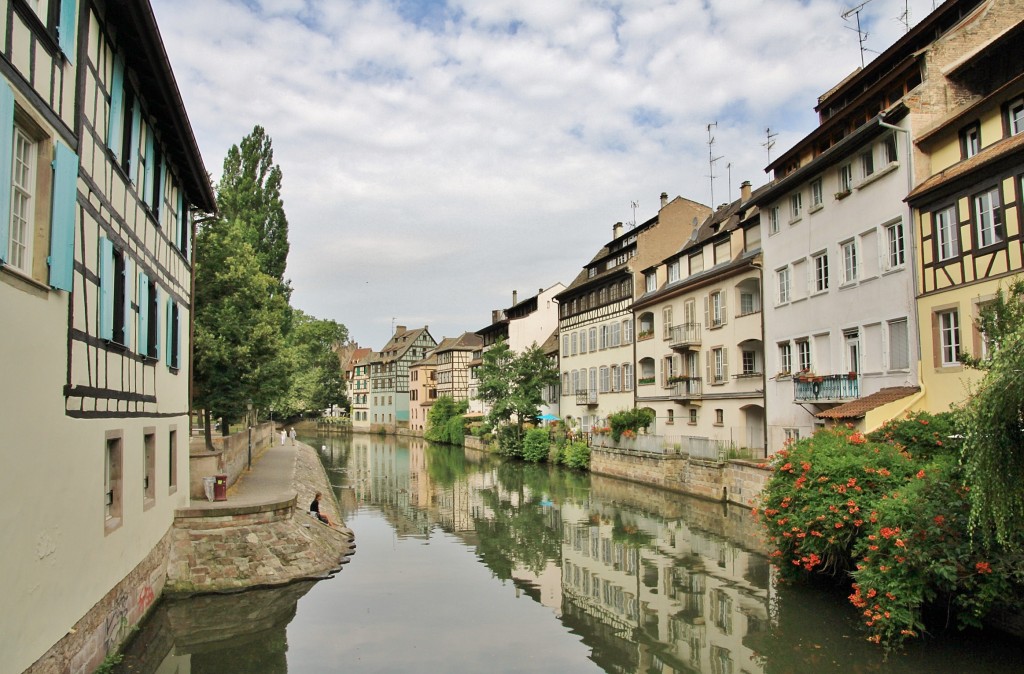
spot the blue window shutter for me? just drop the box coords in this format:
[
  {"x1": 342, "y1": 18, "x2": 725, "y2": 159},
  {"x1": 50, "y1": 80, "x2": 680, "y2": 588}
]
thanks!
[
  {"x1": 0, "y1": 82, "x2": 14, "y2": 264},
  {"x1": 154, "y1": 286, "x2": 162, "y2": 361},
  {"x1": 165, "y1": 296, "x2": 173, "y2": 367},
  {"x1": 48, "y1": 141, "x2": 78, "y2": 291},
  {"x1": 123, "y1": 257, "x2": 133, "y2": 351},
  {"x1": 173, "y1": 303, "x2": 181, "y2": 368},
  {"x1": 178, "y1": 192, "x2": 188, "y2": 257},
  {"x1": 107, "y1": 55, "x2": 124, "y2": 156},
  {"x1": 138, "y1": 272, "x2": 149, "y2": 357},
  {"x1": 98, "y1": 237, "x2": 114, "y2": 340},
  {"x1": 129, "y1": 104, "x2": 141, "y2": 184},
  {"x1": 58, "y1": 0, "x2": 77, "y2": 62},
  {"x1": 144, "y1": 129, "x2": 155, "y2": 208},
  {"x1": 159, "y1": 158, "x2": 167, "y2": 223}
]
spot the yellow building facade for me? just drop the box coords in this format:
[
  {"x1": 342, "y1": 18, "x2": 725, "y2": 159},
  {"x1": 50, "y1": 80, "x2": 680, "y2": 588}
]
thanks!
[{"x1": 907, "y1": 2, "x2": 1024, "y2": 413}]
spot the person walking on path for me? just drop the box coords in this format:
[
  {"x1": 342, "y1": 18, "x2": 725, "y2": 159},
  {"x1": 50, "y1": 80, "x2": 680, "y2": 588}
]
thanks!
[
  {"x1": 289, "y1": 427, "x2": 297, "y2": 445},
  {"x1": 280, "y1": 429, "x2": 287, "y2": 445}
]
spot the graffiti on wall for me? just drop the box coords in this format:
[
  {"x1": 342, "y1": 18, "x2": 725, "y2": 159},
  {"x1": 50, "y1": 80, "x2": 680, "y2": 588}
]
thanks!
[{"x1": 103, "y1": 590, "x2": 130, "y2": 654}]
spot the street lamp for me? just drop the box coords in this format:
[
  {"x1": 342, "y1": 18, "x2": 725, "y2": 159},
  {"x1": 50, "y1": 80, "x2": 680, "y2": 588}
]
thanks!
[{"x1": 246, "y1": 399, "x2": 254, "y2": 470}]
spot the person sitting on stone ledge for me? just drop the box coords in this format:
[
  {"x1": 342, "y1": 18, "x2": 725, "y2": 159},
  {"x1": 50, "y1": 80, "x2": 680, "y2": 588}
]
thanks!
[{"x1": 310, "y1": 491, "x2": 334, "y2": 527}]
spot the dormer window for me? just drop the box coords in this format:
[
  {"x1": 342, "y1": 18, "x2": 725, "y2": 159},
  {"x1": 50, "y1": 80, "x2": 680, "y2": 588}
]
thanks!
[{"x1": 960, "y1": 123, "x2": 980, "y2": 159}]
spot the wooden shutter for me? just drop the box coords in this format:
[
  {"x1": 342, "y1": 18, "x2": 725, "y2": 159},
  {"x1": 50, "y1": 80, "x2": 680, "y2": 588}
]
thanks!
[
  {"x1": 58, "y1": 0, "x2": 77, "y2": 62},
  {"x1": 107, "y1": 55, "x2": 125, "y2": 155},
  {"x1": 123, "y1": 257, "x2": 133, "y2": 350},
  {"x1": 138, "y1": 273, "x2": 149, "y2": 357},
  {"x1": 154, "y1": 286, "x2": 162, "y2": 362},
  {"x1": 720, "y1": 292, "x2": 727, "y2": 325},
  {"x1": 143, "y1": 129, "x2": 155, "y2": 206},
  {"x1": 165, "y1": 296, "x2": 173, "y2": 367},
  {"x1": 722, "y1": 348, "x2": 729, "y2": 380},
  {"x1": 179, "y1": 194, "x2": 188, "y2": 257},
  {"x1": 48, "y1": 141, "x2": 78, "y2": 291},
  {"x1": 98, "y1": 238, "x2": 114, "y2": 340},
  {"x1": 129, "y1": 104, "x2": 141, "y2": 183},
  {"x1": 703, "y1": 297, "x2": 710, "y2": 328},
  {"x1": 0, "y1": 82, "x2": 14, "y2": 263},
  {"x1": 705, "y1": 350, "x2": 711, "y2": 384}
]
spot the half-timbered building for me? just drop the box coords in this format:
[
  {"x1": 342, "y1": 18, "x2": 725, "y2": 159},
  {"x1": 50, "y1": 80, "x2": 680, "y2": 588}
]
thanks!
[
  {"x1": 368, "y1": 325, "x2": 436, "y2": 432},
  {"x1": 435, "y1": 331, "x2": 482, "y2": 402},
  {"x1": 906, "y1": 0, "x2": 1024, "y2": 413},
  {"x1": 1, "y1": 1, "x2": 215, "y2": 671}
]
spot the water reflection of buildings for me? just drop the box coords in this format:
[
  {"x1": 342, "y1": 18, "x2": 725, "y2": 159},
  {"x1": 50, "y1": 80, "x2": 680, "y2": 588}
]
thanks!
[
  {"x1": 560, "y1": 501, "x2": 769, "y2": 674},
  {"x1": 333, "y1": 434, "x2": 769, "y2": 673}
]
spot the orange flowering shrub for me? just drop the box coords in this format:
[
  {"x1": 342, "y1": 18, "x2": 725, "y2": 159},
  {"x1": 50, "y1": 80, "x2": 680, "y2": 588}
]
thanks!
[{"x1": 758, "y1": 413, "x2": 1018, "y2": 649}]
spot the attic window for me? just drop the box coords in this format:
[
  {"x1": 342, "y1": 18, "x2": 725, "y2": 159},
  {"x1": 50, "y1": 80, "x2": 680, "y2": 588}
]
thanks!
[{"x1": 711, "y1": 224, "x2": 720, "y2": 232}]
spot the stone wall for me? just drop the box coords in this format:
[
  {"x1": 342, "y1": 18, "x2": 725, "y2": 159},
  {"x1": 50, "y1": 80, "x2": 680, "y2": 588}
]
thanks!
[
  {"x1": 589, "y1": 473, "x2": 767, "y2": 555},
  {"x1": 167, "y1": 442, "x2": 354, "y2": 595},
  {"x1": 188, "y1": 422, "x2": 275, "y2": 499},
  {"x1": 591, "y1": 447, "x2": 770, "y2": 509},
  {"x1": 25, "y1": 530, "x2": 171, "y2": 674}
]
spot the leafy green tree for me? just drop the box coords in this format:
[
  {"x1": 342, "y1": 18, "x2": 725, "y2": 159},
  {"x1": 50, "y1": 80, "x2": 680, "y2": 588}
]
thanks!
[
  {"x1": 476, "y1": 337, "x2": 559, "y2": 454},
  {"x1": 193, "y1": 219, "x2": 291, "y2": 443},
  {"x1": 521, "y1": 428, "x2": 551, "y2": 463},
  {"x1": 960, "y1": 279, "x2": 1024, "y2": 549},
  {"x1": 217, "y1": 125, "x2": 290, "y2": 292},
  {"x1": 425, "y1": 395, "x2": 469, "y2": 445},
  {"x1": 273, "y1": 311, "x2": 348, "y2": 417}
]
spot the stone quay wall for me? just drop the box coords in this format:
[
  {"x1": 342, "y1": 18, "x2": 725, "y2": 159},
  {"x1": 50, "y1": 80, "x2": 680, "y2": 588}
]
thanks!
[
  {"x1": 591, "y1": 447, "x2": 770, "y2": 509},
  {"x1": 167, "y1": 442, "x2": 354, "y2": 595},
  {"x1": 188, "y1": 421, "x2": 276, "y2": 499},
  {"x1": 25, "y1": 530, "x2": 171, "y2": 674}
]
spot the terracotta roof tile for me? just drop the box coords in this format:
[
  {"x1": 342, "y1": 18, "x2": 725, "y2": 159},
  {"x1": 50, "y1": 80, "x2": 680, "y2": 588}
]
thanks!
[{"x1": 816, "y1": 386, "x2": 921, "y2": 420}]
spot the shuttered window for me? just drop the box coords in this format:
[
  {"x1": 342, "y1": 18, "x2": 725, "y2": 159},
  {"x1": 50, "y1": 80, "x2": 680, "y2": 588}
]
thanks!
[
  {"x1": 57, "y1": 0, "x2": 77, "y2": 62},
  {"x1": 49, "y1": 141, "x2": 78, "y2": 291},
  {"x1": 888, "y1": 318, "x2": 909, "y2": 370}
]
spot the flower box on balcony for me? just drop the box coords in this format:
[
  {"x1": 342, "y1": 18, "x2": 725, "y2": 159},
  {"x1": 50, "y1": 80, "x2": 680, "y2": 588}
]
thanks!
[
  {"x1": 638, "y1": 377, "x2": 656, "y2": 386},
  {"x1": 637, "y1": 330, "x2": 654, "y2": 341}
]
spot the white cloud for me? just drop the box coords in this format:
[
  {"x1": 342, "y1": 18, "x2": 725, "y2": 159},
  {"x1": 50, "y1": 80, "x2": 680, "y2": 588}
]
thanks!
[{"x1": 151, "y1": 0, "x2": 940, "y2": 348}]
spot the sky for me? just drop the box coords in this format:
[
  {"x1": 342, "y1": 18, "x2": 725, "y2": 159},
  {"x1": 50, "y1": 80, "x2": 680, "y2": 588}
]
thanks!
[{"x1": 149, "y1": 0, "x2": 941, "y2": 350}]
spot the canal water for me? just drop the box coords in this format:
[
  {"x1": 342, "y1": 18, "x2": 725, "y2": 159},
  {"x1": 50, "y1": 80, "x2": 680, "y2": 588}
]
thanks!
[{"x1": 115, "y1": 433, "x2": 1023, "y2": 673}]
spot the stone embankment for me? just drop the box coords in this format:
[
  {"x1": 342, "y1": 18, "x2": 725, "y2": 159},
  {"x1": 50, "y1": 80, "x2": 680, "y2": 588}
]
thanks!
[{"x1": 166, "y1": 439, "x2": 354, "y2": 594}]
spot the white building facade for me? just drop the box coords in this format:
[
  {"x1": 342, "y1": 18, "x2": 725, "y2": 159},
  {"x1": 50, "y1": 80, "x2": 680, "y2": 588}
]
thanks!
[{"x1": 0, "y1": 2, "x2": 215, "y2": 672}]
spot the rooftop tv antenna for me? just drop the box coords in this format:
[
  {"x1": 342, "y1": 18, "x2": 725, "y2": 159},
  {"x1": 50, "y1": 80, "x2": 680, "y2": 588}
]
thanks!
[
  {"x1": 706, "y1": 122, "x2": 723, "y2": 207},
  {"x1": 763, "y1": 127, "x2": 778, "y2": 163},
  {"x1": 629, "y1": 200, "x2": 639, "y2": 228},
  {"x1": 726, "y1": 162, "x2": 733, "y2": 202},
  {"x1": 842, "y1": 0, "x2": 875, "y2": 68},
  {"x1": 897, "y1": 0, "x2": 910, "y2": 32}
]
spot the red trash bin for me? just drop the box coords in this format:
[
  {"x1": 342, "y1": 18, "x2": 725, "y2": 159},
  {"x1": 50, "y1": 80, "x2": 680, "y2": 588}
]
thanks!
[{"x1": 214, "y1": 474, "x2": 228, "y2": 501}]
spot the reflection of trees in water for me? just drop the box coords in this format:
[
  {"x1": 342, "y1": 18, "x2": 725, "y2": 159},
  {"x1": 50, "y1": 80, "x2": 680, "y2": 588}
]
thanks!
[
  {"x1": 425, "y1": 441, "x2": 470, "y2": 486},
  {"x1": 114, "y1": 581, "x2": 317, "y2": 674},
  {"x1": 472, "y1": 478, "x2": 563, "y2": 579}
]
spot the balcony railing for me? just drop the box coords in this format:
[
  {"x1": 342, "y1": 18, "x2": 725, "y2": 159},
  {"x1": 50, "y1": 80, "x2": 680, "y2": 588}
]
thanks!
[
  {"x1": 576, "y1": 389, "x2": 598, "y2": 405},
  {"x1": 793, "y1": 374, "x2": 859, "y2": 402},
  {"x1": 669, "y1": 323, "x2": 702, "y2": 350},
  {"x1": 670, "y1": 377, "x2": 703, "y2": 399}
]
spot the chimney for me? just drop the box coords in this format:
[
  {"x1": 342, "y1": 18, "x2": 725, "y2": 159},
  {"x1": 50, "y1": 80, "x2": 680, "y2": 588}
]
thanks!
[
  {"x1": 395, "y1": 325, "x2": 406, "y2": 334},
  {"x1": 660, "y1": 192, "x2": 668, "y2": 208},
  {"x1": 613, "y1": 221, "x2": 623, "y2": 239},
  {"x1": 512, "y1": 290, "x2": 518, "y2": 305},
  {"x1": 740, "y1": 180, "x2": 752, "y2": 202}
]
